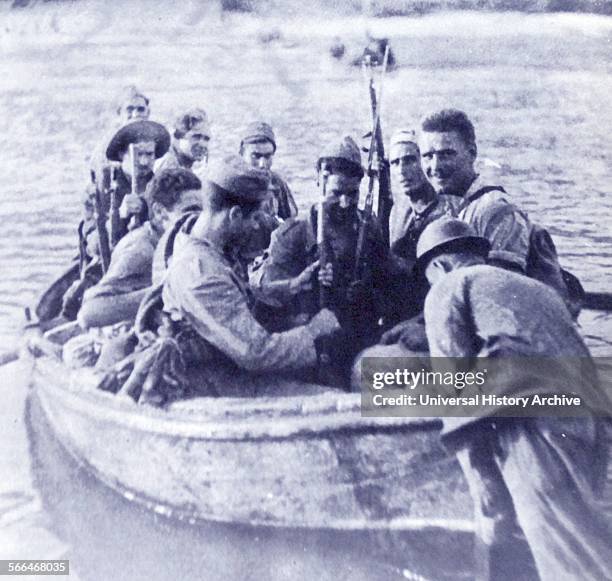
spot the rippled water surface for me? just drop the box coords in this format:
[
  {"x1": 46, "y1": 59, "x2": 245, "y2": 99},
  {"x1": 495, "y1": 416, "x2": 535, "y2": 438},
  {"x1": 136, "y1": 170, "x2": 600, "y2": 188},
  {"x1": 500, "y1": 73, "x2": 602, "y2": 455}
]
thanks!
[
  {"x1": 0, "y1": 5, "x2": 611, "y2": 353},
  {"x1": 0, "y1": 4, "x2": 611, "y2": 579}
]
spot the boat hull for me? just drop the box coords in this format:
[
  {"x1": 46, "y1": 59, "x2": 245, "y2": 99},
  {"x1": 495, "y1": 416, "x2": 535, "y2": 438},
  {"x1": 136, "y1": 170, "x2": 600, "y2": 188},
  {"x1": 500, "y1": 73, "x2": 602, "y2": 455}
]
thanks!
[{"x1": 31, "y1": 357, "x2": 472, "y2": 532}]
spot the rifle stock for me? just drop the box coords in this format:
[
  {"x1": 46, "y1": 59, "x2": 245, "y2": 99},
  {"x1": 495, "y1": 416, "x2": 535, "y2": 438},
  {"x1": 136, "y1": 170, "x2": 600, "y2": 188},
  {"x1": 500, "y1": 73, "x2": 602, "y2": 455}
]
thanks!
[
  {"x1": 109, "y1": 167, "x2": 121, "y2": 246},
  {"x1": 367, "y1": 54, "x2": 392, "y2": 247}
]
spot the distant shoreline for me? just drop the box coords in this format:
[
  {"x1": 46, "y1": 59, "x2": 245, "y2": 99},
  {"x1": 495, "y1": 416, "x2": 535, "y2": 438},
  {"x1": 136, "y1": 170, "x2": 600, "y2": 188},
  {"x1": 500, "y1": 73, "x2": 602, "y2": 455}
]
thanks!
[{"x1": 221, "y1": 0, "x2": 612, "y2": 17}]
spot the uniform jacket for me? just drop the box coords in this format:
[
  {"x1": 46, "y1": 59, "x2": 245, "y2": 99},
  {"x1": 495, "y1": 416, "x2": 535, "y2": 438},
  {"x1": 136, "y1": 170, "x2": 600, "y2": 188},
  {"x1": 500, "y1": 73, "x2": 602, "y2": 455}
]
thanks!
[
  {"x1": 457, "y1": 176, "x2": 531, "y2": 271},
  {"x1": 259, "y1": 203, "x2": 391, "y2": 336},
  {"x1": 162, "y1": 234, "x2": 320, "y2": 373},
  {"x1": 262, "y1": 171, "x2": 298, "y2": 221},
  {"x1": 424, "y1": 264, "x2": 609, "y2": 433},
  {"x1": 83, "y1": 222, "x2": 160, "y2": 301},
  {"x1": 390, "y1": 192, "x2": 460, "y2": 271}
]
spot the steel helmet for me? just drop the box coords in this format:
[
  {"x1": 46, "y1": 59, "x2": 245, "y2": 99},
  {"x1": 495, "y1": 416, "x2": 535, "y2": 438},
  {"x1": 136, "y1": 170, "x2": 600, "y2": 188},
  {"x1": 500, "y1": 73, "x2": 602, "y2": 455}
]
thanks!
[{"x1": 416, "y1": 218, "x2": 490, "y2": 270}]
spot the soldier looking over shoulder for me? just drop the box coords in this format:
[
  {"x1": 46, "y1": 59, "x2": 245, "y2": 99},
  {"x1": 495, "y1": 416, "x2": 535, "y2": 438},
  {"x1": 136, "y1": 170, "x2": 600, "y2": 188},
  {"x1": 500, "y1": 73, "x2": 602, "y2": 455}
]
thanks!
[{"x1": 418, "y1": 108, "x2": 577, "y2": 313}]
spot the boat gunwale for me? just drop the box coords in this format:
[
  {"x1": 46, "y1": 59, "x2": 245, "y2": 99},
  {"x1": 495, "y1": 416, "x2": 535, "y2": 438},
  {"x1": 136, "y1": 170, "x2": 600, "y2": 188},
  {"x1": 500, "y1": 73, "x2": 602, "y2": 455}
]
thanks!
[{"x1": 33, "y1": 355, "x2": 444, "y2": 441}]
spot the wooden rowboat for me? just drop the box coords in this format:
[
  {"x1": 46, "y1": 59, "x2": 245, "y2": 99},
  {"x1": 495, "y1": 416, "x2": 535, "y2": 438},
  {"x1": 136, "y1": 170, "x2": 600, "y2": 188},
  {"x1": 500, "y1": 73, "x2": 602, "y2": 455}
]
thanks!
[{"x1": 28, "y1": 346, "x2": 475, "y2": 577}]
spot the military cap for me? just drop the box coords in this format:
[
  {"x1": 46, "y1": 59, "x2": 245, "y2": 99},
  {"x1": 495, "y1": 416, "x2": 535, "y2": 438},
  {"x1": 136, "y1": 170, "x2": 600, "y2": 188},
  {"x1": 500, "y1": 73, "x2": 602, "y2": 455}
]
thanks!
[
  {"x1": 106, "y1": 120, "x2": 171, "y2": 162},
  {"x1": 317, "y1": 135, "x2": 364, "y2": 178},
  {"x1": 207, "y1": 155, "x2": 270, "y2": 203},
  {"x1": 174, "y1": 108, "x2": 211, "y2": 140},
  {"x1": 389, "y1": 128, "x2": 417, "y2": 149},
  {"x1": 416, "y1": 218, "x2": 490, "y2": 270},
  {"x1": 240, "y1": 121, "x2": 276, "y2": 151}
]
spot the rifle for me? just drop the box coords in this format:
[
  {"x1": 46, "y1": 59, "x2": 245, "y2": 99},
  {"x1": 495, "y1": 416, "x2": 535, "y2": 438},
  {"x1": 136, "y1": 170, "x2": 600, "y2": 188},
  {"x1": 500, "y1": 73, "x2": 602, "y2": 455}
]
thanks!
[
  {"x1": 109, "y1": 166, "x2": 121, "y2": 247},
  {"x1": 353, "y1": 47, "x2": 390, "y2": 285},
  {"x1": 367, "y1": 54, "x2": 392, "y2": 247},
  {"x1": 128, "y1": 143, "x2": 141, "y2": 232},
  {"x1": 317, "y1": 168, "x2": 332, "y2": 308},
  {"x1": 90, "y1": 170, "x2": 111, "y2": 273}
]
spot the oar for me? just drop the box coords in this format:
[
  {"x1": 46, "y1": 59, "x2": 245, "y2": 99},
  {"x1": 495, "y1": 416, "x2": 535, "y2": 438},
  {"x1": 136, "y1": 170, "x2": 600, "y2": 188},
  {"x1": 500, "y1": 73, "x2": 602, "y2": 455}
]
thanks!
[{"x1": 584, "y1": 292, "x2": 612, "y2": 312}]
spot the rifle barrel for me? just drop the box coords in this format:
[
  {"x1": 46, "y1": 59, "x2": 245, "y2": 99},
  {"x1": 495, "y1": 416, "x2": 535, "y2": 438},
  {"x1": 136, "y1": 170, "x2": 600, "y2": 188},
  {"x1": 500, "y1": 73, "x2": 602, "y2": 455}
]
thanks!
[
  {"x1": 354, "y1": 46, "x2": 391, "y2": 281},
  {"x1": 318, "y1": 175, "x2": 331, "y2": 309},
  {"x1": 128, "y1": 143, "x2": 141, "y2": 230},
  {"x1": 91, "y1": 170, "x2": 111, "y2": 273}
]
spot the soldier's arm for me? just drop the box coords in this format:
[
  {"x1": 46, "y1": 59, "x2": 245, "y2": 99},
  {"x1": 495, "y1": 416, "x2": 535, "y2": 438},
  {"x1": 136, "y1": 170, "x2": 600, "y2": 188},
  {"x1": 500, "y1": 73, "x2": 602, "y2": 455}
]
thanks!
[
  {"x1": 271, "y1": 174, "x2": 298, "y2": 220},
  {"x1": 469, "y1": 195, "x2": 531, "y2": 272},
  {"x1": 78, "y1": 233, "x2": 155, "y2": 327},
  {"x1": 177, "y1": 267, "x2": 339, "y2": 372},
  {"x1": 424, "y1": 274, "x2": 476, "y2": 358},
  {"x1": 78, "y1": 288, "x2": 148, "y2": 329},
  {"x1": 257, "y1": 219, "x2": 312, "y2": 303}
]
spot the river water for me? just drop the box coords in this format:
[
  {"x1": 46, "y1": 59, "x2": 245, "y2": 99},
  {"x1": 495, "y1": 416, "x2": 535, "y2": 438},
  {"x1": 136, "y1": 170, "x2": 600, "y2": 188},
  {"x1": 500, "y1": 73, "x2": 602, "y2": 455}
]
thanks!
[{"x1": 0, "y1": 2, "x2": 610, "y2": 579}]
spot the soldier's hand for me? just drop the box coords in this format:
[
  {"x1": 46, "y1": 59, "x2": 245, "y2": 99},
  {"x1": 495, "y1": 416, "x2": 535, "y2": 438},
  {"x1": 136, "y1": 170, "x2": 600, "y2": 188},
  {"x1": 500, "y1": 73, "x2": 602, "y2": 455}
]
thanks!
[
  {"x1": 119, "y1": 194, "x2": 144, "y2": 219},
  {"x1": 290, "y1": 260, "x2": 319, "y2": 293},
  {"x1": 347, "y1": 280, "x2": 368, "y2": 305},
  {"x1": 318, "y1": 262, "x2": 334, "y2": 287},
  {"x1": 308, "y1": 307, "x2": 341, "y2": 338},
  {"x1": 380, "y1": 319, "x2": 413, "y2": 345}
]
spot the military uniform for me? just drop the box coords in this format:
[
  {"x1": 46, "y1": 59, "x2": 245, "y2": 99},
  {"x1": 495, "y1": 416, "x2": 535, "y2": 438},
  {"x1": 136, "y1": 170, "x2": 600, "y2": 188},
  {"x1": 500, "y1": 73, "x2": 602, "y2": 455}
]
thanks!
[
  {"x1": 390, "y1": 190, "x2": 460, "y2": 266},
  {"x1": 139, "y1": 155, "x2": 341, "y2": 399},
  {"x1": 457, "y1": 176, "x2": 577, "y2": 314},
  {"x1": 155, "y1": 144, "x2": 196, "y2": 174},
  {"x1": 419, "y1": 222, "x2": 612, "y2": 581},
  {"x1": 456, "y1": 176, "x2": 531, "y2": 271},
  {"x1": 82, "y1": 222, "x2": 160, "y2": 306},
  {"x1": 163, "y1": 234, "x2": 333, "y2": 383},
  {"x1": 263, "y1": 171, "x2": 298, "y2": 221},
  {"x1": 259, "y1": 202, "x2": 391, "y2": 349},
  {"x1": 239, "y1": 121, "x2": 298, "y2": 222}
]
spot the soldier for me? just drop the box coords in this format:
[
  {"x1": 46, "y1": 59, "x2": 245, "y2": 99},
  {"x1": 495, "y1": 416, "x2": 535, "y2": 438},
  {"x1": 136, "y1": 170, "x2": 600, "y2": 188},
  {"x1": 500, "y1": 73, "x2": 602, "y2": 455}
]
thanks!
[
  {"x1": 59, "y1": 121, "x2": 170, "y2": 320},
  {"x1": 153, "y1": 155, "x2": 340, "y2": 398},
  {"x1": 156, "y1": 108, "x2": 211, "y2": 174},
  {"x1": 388, "y1": 128, "x2": 458, "y2": 271},
  {"x1": 89, "y1": 85, "x2": 151, "y2": 179},
  {"x1": 257, "y1": 136, "x2": 392, "y2": 380},
  {"x1": 418, "y1": 108, "x2": 576, "y2": 312},
  {"x1": 78, "y1": 168, "x2": 202, "y2": 329},
  {"x1": 239, "y1": 121, "x2": 298, "y2": 220},
  {"x1": 416, "y1": 218, "x2": 612, "y2": 581},
  {"x1": 102, "y1": 119, "x2": 171, "y2": 244},
  {"x1": 383, "y1": 127, "x2": 460, "y2": 334}
]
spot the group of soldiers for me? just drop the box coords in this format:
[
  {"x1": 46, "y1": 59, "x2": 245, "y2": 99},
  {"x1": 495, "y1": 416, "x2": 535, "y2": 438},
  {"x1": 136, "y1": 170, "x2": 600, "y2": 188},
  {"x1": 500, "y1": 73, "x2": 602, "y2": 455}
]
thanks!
[{"x1": 49, "y1": 85, "x2": 611, "y2": 580}]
